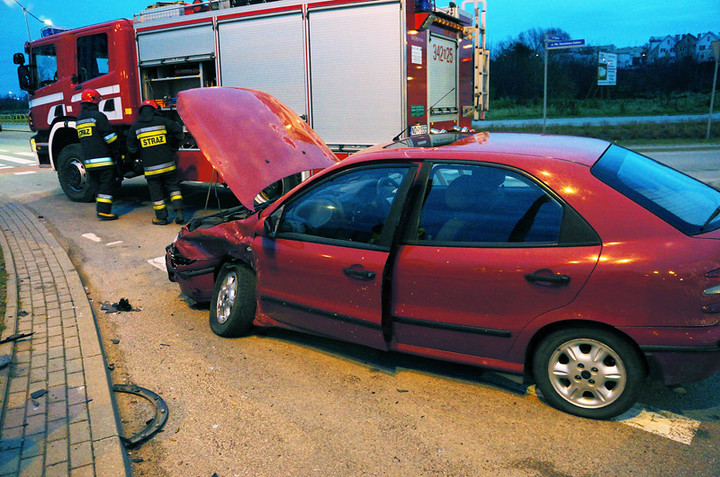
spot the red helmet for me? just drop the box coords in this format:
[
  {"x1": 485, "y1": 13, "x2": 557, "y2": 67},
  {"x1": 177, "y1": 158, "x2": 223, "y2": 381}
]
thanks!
[
  {"x1": 140, "y1": 99, "x2": 158, "y2": 110},
  {"x1": 80, "y1": 89, "x2": 102, "y2": 104}
]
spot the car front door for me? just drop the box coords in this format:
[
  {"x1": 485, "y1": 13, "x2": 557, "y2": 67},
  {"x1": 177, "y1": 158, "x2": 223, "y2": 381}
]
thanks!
[
  {"x1": 391, "y1": 162, "x2": 602, "y2": 362},
  {"x1": 254, "y1": 164, "x2": 416, "y2": 349}
]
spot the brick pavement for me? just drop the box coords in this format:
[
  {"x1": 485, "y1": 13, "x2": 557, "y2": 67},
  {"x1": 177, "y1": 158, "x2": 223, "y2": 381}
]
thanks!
[{"x1": 0, "y1": 198, "x2": 129, "y2": 476}]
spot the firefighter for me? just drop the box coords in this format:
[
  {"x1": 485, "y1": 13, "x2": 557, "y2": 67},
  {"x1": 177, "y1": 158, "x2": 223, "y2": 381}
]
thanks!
[
  {"x1": 126, "y1": 100, "x2": 185, "y2": 225},
  {"x1": 77, "y1": 88, "x2": 120, "y2": 220}
]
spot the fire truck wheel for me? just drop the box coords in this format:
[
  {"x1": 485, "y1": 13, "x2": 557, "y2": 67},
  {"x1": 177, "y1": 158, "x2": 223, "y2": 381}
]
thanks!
[
  {"x1": 57, "y1": 144, "x2": 99, "y2": 202},
  {"x1": 254, "y1": 174, "x2": 302, "y2": 207}
]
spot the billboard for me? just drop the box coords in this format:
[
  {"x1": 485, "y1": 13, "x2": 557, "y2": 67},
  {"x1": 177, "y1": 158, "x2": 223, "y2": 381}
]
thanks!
[{"x1": 598, "y1": 52, "x2": 617, "y2": 86}]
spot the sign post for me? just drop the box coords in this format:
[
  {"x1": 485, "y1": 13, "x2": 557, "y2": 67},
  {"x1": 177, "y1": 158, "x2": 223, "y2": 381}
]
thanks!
[
  {"x1": 707, "y1": 40, "x2": 720, "y2": 140},
  {"x1": 598, "y1": 52, "x2": 617, "y2": 86},
  {"x1": 543, "y1": 37, "x2": 586, "y2": 132}
]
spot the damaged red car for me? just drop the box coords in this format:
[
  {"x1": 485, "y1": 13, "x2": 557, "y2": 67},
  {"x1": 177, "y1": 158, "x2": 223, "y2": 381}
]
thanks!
[{"x1": 166, "y1": 87, "x2": 720, "y2": 419}]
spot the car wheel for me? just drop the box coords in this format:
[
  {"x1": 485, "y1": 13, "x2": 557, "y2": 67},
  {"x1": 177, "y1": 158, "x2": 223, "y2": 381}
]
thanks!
[
  {"x1": 57, "y1": 144, "x2": 98, "y2": 202},
  {"x1": 532, "y1": 327, "x2": 646, "y2": 419},
  {"x1": 209, "y1": 263, "x2": 256, "y2": 337}
]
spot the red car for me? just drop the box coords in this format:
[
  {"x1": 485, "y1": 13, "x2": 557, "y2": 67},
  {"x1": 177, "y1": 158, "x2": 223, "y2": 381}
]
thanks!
[{"x1": 166, "y1": 87, "x2": 720, "y2": 419}]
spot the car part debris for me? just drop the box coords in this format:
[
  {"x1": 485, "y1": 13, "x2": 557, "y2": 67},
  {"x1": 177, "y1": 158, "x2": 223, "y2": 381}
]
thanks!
[
  {"x1": 102, "y1": 298, "x2": 138, "y2": 313},
  {"x1": 30, "y1": 389, "x2": 47, "y2": 399},
  {"x1": 0, "y1": 355, "x2": 11, "y2": 369},
  {"x1": 0, "y1": 332, "x2": 34, "y2": 344},
  {"x1": 113, "y1": 384, "x2": 169, "y2": 448}
]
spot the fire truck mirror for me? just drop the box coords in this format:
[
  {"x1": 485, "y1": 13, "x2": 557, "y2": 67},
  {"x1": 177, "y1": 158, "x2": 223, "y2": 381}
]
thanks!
[
  {"x1": 13, "y1": 53, "x2": 25, "y2": 65},
  {"x1": 17, "y1": 65, "x2": 35, "y2": 93}
]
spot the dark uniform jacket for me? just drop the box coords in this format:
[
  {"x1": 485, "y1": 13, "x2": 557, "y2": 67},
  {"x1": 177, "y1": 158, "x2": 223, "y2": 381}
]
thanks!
[
  {"x1": 126, "y1": 108, "x2": 185, "y2": 177},
  {"x1": 76, "y1": 103, "x2": 117, "y2": 170}
]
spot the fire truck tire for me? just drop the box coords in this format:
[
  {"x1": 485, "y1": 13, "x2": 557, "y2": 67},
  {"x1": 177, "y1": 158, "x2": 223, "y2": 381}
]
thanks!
[
  {"x1": 254, "y1": 173, "x2": 302, "y2": 207},
  {"x1": 57, "y1": 144, "x2": 99, "y2": 202}
]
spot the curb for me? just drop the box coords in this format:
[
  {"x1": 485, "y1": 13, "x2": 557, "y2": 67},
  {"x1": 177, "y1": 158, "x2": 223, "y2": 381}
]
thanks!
[{"x1": 0, "y1": 200, "x2": 130, "y2": 476}]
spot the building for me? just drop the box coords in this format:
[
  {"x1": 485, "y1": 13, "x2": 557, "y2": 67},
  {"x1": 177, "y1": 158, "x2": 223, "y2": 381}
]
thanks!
[{"x1": 696, "y1": 32, "x2": 720, "y2": 62}]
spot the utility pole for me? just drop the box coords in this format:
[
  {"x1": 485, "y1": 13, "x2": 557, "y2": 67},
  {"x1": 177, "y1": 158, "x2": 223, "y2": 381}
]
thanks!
[{"x1": 707, "y1": 41, "x2": 720, "y2": 140}]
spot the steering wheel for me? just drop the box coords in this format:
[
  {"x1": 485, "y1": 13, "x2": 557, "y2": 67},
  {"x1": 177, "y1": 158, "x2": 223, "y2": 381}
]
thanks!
[{"x1": 376, "y1": 176, "x2": 401, "y2": 205}]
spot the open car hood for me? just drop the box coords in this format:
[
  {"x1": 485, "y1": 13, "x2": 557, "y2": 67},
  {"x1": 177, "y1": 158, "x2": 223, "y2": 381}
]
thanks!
[{"x1": 177, "y1": 87, "x2": 339, "y2": 210}]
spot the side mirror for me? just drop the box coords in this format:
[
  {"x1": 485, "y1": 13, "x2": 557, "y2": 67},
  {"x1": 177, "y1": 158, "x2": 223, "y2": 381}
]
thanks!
[
  {"x1": 13, "y1": 53, "x2": 25, "y2": 65},
  {"x1": 17, "y1": 65, "x2": 35, "y2": 93},
  {"x1": 262, "y1": 207, "x2": 283, "y2": 239}
]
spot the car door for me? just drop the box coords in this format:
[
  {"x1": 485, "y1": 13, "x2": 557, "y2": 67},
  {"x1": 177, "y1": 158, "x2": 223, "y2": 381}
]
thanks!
[
  {"x1": 254, "y1": 163, "x2": 416, "y2": 349},
  {"x1": 391, "y1": 162, "x2": 602, "y2": 361}
]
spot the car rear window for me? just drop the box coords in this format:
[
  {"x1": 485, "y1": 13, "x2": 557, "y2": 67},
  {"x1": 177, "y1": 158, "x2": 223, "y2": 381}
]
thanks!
[{"x1": 592, "y1": 145, "x2": 720, "y2": 235}]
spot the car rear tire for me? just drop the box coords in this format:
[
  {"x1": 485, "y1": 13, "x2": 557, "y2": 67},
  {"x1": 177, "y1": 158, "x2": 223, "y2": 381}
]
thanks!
[
  {"x1": 209, "y1": 263, "x2": 256, "y2": 337},
  {"x1": 532, "y1": 327, "x2": 646, "y2": 419},
  {"x1": 57, "y1": 144, "x2": 98, "y2": 202}
]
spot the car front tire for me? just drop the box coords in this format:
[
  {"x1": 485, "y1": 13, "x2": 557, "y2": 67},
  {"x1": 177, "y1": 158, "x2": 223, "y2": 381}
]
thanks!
[
  {"x1": 209, "y1": 263, "x2": 256, "y2": 337},
  {"x1": 532, "y1": 327, "x2": 646, "y2": 419}
]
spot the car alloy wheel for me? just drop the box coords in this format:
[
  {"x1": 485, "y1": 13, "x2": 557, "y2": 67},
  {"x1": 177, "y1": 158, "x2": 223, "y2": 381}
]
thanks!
[
  {"x1": 533, "y1": 328, "x2": 646, "y2": 419},
  {"x1": 209, "y1": 263, "x2": 256, "y2": 337}
]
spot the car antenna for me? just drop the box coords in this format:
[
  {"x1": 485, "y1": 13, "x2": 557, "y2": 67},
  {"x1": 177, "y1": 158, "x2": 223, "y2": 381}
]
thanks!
[{"x1": 392, "y1": 87, "x2": 456, "y2": 141}]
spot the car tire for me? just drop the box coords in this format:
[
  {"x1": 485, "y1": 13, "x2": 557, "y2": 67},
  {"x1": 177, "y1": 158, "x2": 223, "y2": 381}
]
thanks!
[
  {"x1": 209, "y1": 263, "x2": 256, "y2": 337},
  {"x1": 532, "y1": 327, "x2": 646, "y2": 419},
  {"x1": 57, "y1": 144, "x2": 98, "y2": 202}
]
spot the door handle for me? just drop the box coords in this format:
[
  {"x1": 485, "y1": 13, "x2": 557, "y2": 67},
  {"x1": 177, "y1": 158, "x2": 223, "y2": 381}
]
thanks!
[
  {"x1": 343, "y1": 265, "x2": 376, "y2": 281},
  {"x1": 525, "y1": 269, "x2": 571, "y2": 286}
]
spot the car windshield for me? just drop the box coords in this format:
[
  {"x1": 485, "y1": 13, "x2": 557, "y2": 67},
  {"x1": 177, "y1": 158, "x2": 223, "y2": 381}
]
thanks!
[{"x1": 592, "y1": 145, "x2": 720, "y2": 235}]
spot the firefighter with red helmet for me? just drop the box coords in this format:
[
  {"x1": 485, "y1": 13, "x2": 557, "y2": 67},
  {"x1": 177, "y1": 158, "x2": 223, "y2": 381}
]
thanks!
[
  {"x1": 77, "y1": 88, "x2": 120, "y2": 220},
  {"x1": 126, "y1": 100, "x2": 186, "y2": 225}
]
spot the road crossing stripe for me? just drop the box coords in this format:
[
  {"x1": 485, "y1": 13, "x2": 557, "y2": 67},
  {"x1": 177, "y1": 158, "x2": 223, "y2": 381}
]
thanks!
[
  {"x1": 0, "y1": 154, "x2": 35, "y2": 165},
  {"x1": 13, "y1": 171, "x2": 36, "y2": 175},
  {"x1": 147, "y1": 256, "x2": 167, "y2": 271},
  {"x1": 15, "y1": 152, "x2": 36, "y2": 157},
  {"x1": 523, "y1": 385, "x2": 700, "y2": 445},
  {"x1": 0, "y1": 165, "x2": 12, "y2": 170}
]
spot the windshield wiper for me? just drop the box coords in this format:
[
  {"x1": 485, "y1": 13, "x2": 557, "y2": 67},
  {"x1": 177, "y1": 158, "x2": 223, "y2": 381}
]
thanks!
[{"x1": 700, "y1": 205, "x2": 720, "y2": 232}]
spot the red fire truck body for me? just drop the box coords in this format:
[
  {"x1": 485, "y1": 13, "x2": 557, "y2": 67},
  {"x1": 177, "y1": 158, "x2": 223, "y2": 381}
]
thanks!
[{"x1": 14, "y1": 0, "x2": 488, "y2": 201}]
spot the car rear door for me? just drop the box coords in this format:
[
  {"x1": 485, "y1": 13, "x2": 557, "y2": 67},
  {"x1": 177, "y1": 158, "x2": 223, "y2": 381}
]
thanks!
[
  {"x1": 391, "y1": 162, "x2": 601, "y2": 361},
  {"x1": 254, "y1": 163, "x2": 416, "y2": 349}
]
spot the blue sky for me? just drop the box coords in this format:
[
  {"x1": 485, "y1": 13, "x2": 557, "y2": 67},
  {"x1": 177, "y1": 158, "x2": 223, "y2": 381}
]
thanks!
[{"x1": 1, "y1": 0, "x2": 719, "y2": 96}]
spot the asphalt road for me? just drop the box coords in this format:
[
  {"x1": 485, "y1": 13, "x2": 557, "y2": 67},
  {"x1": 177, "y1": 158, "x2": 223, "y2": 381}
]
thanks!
[{"x1": 2, "y1": 129, "x2": 720, "y2": 476}]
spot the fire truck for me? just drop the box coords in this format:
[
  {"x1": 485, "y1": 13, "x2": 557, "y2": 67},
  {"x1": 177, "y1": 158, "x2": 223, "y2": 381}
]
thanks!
[{"x1": 13, "y1": 0, "x2": 488, "y2": 202}]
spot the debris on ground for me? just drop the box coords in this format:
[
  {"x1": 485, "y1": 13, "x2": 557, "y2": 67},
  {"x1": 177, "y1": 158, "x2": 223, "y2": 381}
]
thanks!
[
  {"x1": 102, "y1": 298, "x2": 139, "y2": 313},
  {"x1": 0, "y1": 355, "x2": 11, "y2": 369},
  {"x1": 111, "y1": 339, "x2": 120, "y2": 344},
  {"x1": 113, "y1": 383, "x2": 169, "y2": 448},
  {"x1": 0, "y1": 332, "x2": 34, "y2": 344},
  {"x1": 30, "y1": 389, "x2": 48, "y2": 399}
]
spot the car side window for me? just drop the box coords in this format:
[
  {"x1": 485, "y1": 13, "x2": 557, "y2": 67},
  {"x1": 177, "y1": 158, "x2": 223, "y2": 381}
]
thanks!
[
  {"x1": 278, "y1": 166, "x2": 410, "y2": 245},
  {"x1": 416, "y1": 164, "x2": 563, "y2": 245}
]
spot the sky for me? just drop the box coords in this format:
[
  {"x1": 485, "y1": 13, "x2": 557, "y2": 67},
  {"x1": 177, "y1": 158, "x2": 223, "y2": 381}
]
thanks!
[{"x1": 1, "y1": 0, "x2": 719, "y2": 97}]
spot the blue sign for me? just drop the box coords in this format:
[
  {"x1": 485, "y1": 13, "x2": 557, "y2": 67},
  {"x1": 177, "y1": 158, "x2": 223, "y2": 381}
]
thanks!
[
  {"x1": 546, "y1": 39, "x2": 586, "y2": 50},
  {"x1": 546, "y1": 35, "x2": 563, "y2": 41}
]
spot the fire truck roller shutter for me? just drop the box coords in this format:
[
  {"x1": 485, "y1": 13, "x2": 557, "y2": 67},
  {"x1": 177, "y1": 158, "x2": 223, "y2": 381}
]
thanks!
[
  {"x1": 217, "y1": 13, "x2": 307, "y2": 118},
  {"x1": 308, "y1": 2, "x2": 403, "y2": 147},
  {"x1": 137, "y1": 23, "x2": 215, "y2": 65},
  {"x1": 428, "y1": 34, "x2": 459, "y2": 124}
]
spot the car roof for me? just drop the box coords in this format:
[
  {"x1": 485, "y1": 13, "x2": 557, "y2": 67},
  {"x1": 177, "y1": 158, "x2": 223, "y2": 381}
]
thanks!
[{"x1": 356, "y1": 132, "x2": 611, "y2": 167}]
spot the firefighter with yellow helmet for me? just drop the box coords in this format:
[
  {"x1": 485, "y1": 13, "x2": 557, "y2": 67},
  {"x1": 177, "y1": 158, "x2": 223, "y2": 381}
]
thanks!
[
  {"x1": 126, "y1": 100, "x2": 186, "y2": 225},
  {"x1": 76, "y1": 88, "x2": 120, "y2": 220}
]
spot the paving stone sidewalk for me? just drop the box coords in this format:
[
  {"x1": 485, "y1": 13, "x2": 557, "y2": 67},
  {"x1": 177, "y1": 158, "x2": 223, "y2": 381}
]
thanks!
[{"x1": 0, "y1": 198, "x2": 129, "y2": 476}]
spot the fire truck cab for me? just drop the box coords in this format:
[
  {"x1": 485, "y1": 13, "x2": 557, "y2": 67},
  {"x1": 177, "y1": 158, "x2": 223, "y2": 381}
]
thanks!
[{"x1": 14, "y1": 0, "x2": 488, "y2": 202}]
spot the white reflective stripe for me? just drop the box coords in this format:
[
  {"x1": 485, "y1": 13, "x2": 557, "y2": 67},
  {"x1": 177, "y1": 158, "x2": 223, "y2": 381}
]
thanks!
[
  {"x1": 136, "y1": 125, "x2": 166, "y2": 135},
  {"x1": 85, "y1": 157, "x2": 113, "y2": 164},
  {"x1": 70, "y1": 84, "x2": 121, "y2": 103},
  {"x1": 29, "y1": 92, "x2": 64, "y2": 108}
]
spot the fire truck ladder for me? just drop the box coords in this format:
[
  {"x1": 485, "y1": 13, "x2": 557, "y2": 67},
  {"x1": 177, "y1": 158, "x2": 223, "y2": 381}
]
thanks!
[{"x1": 461, "y1": 0, "x2": 489, "y2": 120}]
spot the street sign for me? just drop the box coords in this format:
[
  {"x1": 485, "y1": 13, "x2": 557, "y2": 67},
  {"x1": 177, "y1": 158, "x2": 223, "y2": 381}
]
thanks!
[
  {"x1": 598, "y1": 52, "x2": 617, "y2": 86},
  {"x1": 546, "y1": 39, "x2": 585, "y2": 50},
  {"x1": 546, "y1": 35, "x2": 562, "y2": 41}
]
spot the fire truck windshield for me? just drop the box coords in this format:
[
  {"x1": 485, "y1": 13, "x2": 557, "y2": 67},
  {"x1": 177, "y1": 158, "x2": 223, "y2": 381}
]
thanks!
[{"x1": 32, "y1": 44, "x2": 58, "y2": 89}]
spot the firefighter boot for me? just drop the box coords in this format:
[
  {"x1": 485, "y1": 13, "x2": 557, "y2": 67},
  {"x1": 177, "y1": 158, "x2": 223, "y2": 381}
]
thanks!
[
  {"x1": 152, "y1": 200, "x2": 170, "y2": 225},
  {"x1": 171, "y1": 191, "x2": 185, "y2": 224},
  {"x1": 96, "y1": 194, "x2": 118, "y2": 221}
]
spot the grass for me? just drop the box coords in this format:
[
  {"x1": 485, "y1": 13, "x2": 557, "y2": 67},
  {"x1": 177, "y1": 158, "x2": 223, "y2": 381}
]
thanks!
[
  {"x1": 0, "y1": 247, "x2": 6, "y2": 336},
  {"x1": 486, "y1": 93, "x2": 718, "y2": 120},
  {"x1": 480, "y1": 120, "x2": 720, "y2": 145}
]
